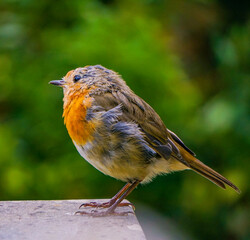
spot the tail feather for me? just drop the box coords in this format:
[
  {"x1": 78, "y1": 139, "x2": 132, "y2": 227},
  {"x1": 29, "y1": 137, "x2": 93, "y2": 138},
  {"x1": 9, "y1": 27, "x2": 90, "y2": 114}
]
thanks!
[
  {"x1": 191, "y1": 164, "x2": 226, "y2": 190},
  {"x1": 180, "y1": 148, "x2": 240, "y2": 193}
]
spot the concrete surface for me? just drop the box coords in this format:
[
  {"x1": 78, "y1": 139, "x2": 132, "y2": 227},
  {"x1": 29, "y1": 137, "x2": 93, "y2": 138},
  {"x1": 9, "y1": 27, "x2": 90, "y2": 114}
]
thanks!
[{"x1": 0, "y1": 199, "x2": 146, "y2": 240}]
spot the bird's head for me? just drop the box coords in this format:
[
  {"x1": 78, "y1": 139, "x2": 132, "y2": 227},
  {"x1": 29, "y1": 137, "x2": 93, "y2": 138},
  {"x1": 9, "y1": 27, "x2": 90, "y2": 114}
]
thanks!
[{"x1": 49, "y1": 65, "x2": 121, "y2": 94}]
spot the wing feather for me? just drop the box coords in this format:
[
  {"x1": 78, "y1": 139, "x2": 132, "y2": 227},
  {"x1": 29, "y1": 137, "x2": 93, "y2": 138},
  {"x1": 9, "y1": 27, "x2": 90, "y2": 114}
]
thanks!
[{"x1": 92, "y1": 90, "x2": 192, "y2": 165}]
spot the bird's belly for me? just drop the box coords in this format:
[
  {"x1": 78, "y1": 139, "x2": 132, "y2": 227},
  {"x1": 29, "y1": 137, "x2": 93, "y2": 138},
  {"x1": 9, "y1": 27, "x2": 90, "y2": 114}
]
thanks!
[
  {"x1": 74, "y1": 140, "x2": 152, "y2": 182},
  {"x1": 74, "y1": 141, "x2": 109, "y2": 175}
]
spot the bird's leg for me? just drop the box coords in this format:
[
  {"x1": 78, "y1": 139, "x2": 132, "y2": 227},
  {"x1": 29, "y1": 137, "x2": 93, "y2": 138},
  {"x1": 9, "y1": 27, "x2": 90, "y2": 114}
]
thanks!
[
  {"x1": 78, "y1": 182, "x2": 133, "y2": 209},
  {"x1": 76, "y1": 180, "x2": 141, "y2": 217},
  {"x1": 104, "y1": 180, "x2": 140, "y2": 215}
]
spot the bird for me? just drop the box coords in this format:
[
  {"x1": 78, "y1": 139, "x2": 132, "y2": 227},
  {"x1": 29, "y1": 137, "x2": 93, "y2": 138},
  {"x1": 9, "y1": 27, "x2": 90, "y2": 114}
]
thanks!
[{"x1": 49, "y1": 65, "x2": 240, "y2": 216}]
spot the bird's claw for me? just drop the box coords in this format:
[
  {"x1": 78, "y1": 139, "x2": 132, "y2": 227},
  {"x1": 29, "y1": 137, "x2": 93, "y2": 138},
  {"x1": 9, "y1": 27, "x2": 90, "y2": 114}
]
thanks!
[
  {"x1": 74, "y1": 209, "x2": 134, "y2": 217},
  {"x1": 79, "y1": 201, "x2": 135, "y2": 210}
]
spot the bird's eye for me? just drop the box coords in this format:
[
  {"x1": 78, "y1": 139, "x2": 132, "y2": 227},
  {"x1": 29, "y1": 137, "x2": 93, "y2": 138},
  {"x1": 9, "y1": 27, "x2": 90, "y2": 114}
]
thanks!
[{"x1": 74, "y1": 75, "x2": 81, "y2": 82}]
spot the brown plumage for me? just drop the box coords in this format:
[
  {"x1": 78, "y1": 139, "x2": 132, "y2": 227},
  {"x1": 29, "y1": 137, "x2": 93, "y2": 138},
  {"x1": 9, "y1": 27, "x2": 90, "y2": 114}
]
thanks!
[{"x1": 50, "y1": 65, "x2": 240, "y2": 216}]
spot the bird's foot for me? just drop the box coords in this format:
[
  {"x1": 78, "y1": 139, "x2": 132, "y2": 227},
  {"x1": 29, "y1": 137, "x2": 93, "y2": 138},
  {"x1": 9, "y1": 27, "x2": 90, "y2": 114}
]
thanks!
[
  {"x1": 75, "y1": 208, "x2": 134, "y2": 217},
  {"x1": 79, "y1": 200, "x2": 135, "y2": 210}
]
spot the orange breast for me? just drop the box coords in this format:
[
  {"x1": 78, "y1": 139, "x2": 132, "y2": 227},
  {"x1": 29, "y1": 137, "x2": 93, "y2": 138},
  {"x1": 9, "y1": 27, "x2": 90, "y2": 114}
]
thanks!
[{"x1": 63, "y1": 91, "x2": 95, "y2": 145}]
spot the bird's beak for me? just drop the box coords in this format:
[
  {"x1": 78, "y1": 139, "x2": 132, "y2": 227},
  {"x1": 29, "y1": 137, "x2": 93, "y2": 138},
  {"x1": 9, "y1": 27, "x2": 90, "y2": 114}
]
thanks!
[{"x1": 49, "y1": 80, "x2": 65, "y2": 87}]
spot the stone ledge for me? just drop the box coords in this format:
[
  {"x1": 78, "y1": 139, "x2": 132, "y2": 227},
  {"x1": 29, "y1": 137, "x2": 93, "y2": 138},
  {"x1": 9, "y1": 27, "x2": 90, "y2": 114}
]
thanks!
[{"x1": 0, "y1": 199, "x2": 146, "y2": 240}]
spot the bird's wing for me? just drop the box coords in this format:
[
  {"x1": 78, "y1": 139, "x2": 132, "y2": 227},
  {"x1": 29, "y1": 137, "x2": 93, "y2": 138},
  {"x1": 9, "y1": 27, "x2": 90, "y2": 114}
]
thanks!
[{"x1": 92, "y1": 90, "x2": 195, "y2": 164}]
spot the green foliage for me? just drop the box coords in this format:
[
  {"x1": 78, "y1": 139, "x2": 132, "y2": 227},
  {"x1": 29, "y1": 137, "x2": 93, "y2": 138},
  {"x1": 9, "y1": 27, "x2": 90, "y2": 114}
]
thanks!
[{"x1": 0, "y1": 0, "x2": 249, "y2": 239}]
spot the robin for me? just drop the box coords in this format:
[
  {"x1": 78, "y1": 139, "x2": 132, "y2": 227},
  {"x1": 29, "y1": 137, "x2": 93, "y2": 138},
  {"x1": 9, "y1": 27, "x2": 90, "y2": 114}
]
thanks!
[{"x1": 50, "y1": 65, "x2": 240, "y2": 216}]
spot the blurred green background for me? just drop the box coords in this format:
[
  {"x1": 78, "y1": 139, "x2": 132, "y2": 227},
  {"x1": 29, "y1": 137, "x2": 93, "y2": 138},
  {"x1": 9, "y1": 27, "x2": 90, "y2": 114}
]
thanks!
[{"x1": 0, "y1": 0, "x2": 249, "y2": 239}]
